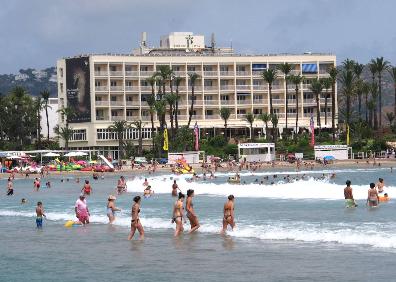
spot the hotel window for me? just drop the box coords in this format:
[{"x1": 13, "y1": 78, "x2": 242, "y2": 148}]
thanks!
[
  {"x1": 95, "y1": 96, "x2": 102, "y2": 101},
  {"x1": 95, "y1": 81, "x2": 101, "y2": 87},
  {"x1": 111, "y1": 110, "x2": 119, "y2": 116},
  {"x1": 59, "y1": 68, "x2": 63, "y2": 77},
  {"x1": 187, "y1": 66, "x2": 196, "y2": 72},
  {"x1": 288, "y1": 94, "x2": 296, "y2": 100},
  {"x1": 237, "y1": 94, "x2": 247, "y2": 101},
  {"x1": 70, "y1": 129, "x2": 87, "y2": 141},
  {"x1": 204, "y1": 96, "x2": 213, "y2": 101},
  {"x1": 126, "y1": 96, "x2": 133, "y2": 101},
  {"x1": 110, "y1": 66, "x2": 117, "y2": 72},
  {"x1": 173, "y1": 66, "x2": 181, "y2": 71},
  {"x1": 253, "y1": 109, "x2": 262, "y2": 115},
  {"x1": 253, "y1": 95, "x2": 262, "y2": 101},
  {"x1": 60, "y1": 83, "x2": 63, "y2": 93},
  {"x1": 252, "y1": 64, "x2": 267, "y2": 71},
  {"x1": 237, "y1": 109, "x2": 246, "y2": 115},
  {"x1": 273, "y1": 108, "x2": 280, "y2": 114},
  {"x1": 140, "y1": 80, "x2": 148, "y2": 86},
  {"x1": 287, "y1": 108, "x2": 297, "y2": 113},
  {"x1": 220, "y1": 95, "x2": 229, "y2": 101},
  {"x1": 220, "y1": 65, "x2": 229, "y2": 72},
  {"x1": 140, "y1": 66, "x2": 148, "y2": 71},
  {"x1": 303, "y1": 93, "x2": 314, "y2": 99},
  {"x1": 302, "y1": 63, "x2": 318, "y2": 74},
  {"x1": 236, "y1": 80, "x2": 247, "y2": 86},
  {"x1": 220, "y1": 80, "x2": 229, "y2": 86},
  {"x1": 95, "y1": 66, "x2": 101, "y2": 72},
  {"x1": 126, "y1": 110, "x2": 134, "y2": 116},
  {"x1": 125, "y1": 65, "x2": 132, "y2": 72},
  {"x1": 126, "y1": 81, "x2": 132, "y2": 87},
  {"x1": 320, "y1": 107, "x2": 331, "y2": 113},
  {"x1": 236, "y1": 65, "x2": 246, "y2": 71},
  {"x1": 110, "y1": 81, "x2": 117, "y2": 87},
  {"x1": 304, "y1": 108, "x2": 314, "y2": 114},
  {"x1": 204, "y1": 80, "x2": 213, "y2": 86},
  {"x1": 253, "y1": 80, "x2": 263, "y2": 86},
  {"x1": 203, "y1": 65, "x2": 213, "y2": 71},
  {"x1": 205, "y1": 110, "x2": 213, "y2": 116}
]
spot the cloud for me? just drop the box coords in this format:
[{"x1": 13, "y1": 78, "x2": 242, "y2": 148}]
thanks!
[{"x1": 0, "y1": 0, "x2": 395, "y2": 73}]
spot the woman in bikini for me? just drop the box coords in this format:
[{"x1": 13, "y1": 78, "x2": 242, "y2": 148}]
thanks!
[
  {"x1": 186, "y1": 189, "x2": 200, "y2": 233},
  {"x1": 116, "y1": 176, "x2": 127, "y2": 194},
  {"x1": 106, "y1": 195, "x2": 121, "y2": 224},
  {"x1": 367, "y1": 182, "x2": 379, "y2": 207},
  {"x1": 221, "y1": 194, "x2": 235, "y2": 234},
  {"x1": 128, "y1": 196, "x2": 144, "y2": 240},
  {"x1": 172, "y1": 192, "x2": 186, "y2": 237}
]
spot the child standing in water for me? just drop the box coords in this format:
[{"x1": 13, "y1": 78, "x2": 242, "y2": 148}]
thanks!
[{"x1": 35, "y1": 202, "x2": 46, "y2": 228}]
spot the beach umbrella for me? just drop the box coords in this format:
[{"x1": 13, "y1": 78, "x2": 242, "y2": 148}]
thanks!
[
  {"x1": 43, "y1": 152, "x2": 60, "y2": 157},
  {"x1": 64, "y1": 152, "x2": 78, "y2": 157},
  {"x1": 75, "y1": 152, "x2": 88, "y2": 156},
  {"x1": 323, "y1": 155, "x2": 335, "y2": 160}
]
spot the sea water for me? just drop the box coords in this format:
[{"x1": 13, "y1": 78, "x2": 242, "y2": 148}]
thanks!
[{"x1": 0, "y1": 167, "x2": 396, "y2": 281}]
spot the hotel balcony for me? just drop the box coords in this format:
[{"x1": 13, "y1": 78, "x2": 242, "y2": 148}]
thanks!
[
  {"x1": 110, "y1": 101, "x2": 125, "y2": 107},
  {"x1": 126, "y1": 116, "x2": 140, "y2": 121},
  {"x1": 220, "y1": 71, "x2": 235, "y2": 76},
  {"x1": 141, "y1": 116, "x2": 153, "y2": 122},
  {"x1": 253, "y1": 85, "x2": 267, "y2": 91},
  {"x1": 205, "y1": 114, "x2": 221, "y2": 120},
  {"x1": 125, "y1": 71, "x2": 139, "y2": 77},
  {"x1": 188, "y1": 86, "x2": 203, "y2": 92},
  {"x1": 272, "y1": 98, "x2": 285, "y2": 105},
  {"x1": 204, "y1": 86, "x2": 218, "y2": 92},
  {"x1": 204, "y1": 100, "x2": 219, "y2": 106},
  {"x1": 140, "y1": 86, "x2": 152, "y2": 92},
  {"x1": 125, "y1": 86, "x2": 139, "y2": 92},
  {"x1": 236, "y1": 85, "x2": 250, "y2": 91},
  {"x1": 125, "y1": 101, "x2": 140, "y2": 106},
  {"x1": 237, "y1": 100, "x2": 251, "y2": 105},
  {"x1": 111, "y1": 116, "x2": 124, "y2": 121},
  {"x1": 95, "y1": 101, "x2": 109, "y2": 106},
  {"x1": 253, "y1": 99, "x2": 267, "y2": 105},
  {"x1": 96, "y1": 116, "x2": 109, "y2": 121},
  {"x1": 140, "y1": 71, "x2": 156, "y2": 77},
  {"x1": 95, "y1": 86, "x2": 108, "y2": 91},
  {"x1": 110, "y1": 86, "x2": 123, "y2": 91},
  {"x1": 94, "y1": 71, "x2": 108, "y2": 77},
  {"x1": 176, "y1": 114, "x2": 203, "y2": 121},
  {"x1": 220, "y1": 100, "x2": 235, "y2": 106},
  {"x1": 220, "y1": 85, "x2": 234, "y2": 91},
  {"x1": 173, "y1": 71, "x2": 185, "y2": 77},
  {"x1": 203, "y1": 71, "x2": 218, "y2": 77},
  {"x1": 109, "y1": 71, "x2": 123, "y2": 77},
  {"x1": 252, "y1": 70, "x2": 264, "y2": 76},
  {"x1": 236, "y1": 71, "x2": 250, "y2": 76}
]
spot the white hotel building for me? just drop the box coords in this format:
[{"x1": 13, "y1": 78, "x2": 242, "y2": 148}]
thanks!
[{"x1": 57, "y1": 32, "x2": 337, "y2": 158}]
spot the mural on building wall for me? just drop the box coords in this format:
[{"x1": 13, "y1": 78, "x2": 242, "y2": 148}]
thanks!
[{"x1": 66, "y1": 57, "x2": 91, "y2": 122}]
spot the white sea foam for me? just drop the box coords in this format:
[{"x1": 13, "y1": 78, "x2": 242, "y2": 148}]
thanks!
[
  {"x1": 126, "y1": 175, "x2": 394, "y2": 200},
  {"x1": 2, "y1": 209, "x2": 396, "y2": 249}
]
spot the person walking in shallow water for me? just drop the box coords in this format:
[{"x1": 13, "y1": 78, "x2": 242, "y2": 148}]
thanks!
[
  {"x1": 221, "y1": 195, "x2": 235, "y2": 234},
  {"x1": 344, "y1": 180, "x2": 357, "y2": 208},
  {"x1": 128, "y1": 196, "x2": 144, "y2": 240},
  {"x1": 172, "y1": 192, "x2": 186, "y2": 237},
  {"x1": 367, "y1": 183, "x2": 379, "y2": 207},
  {"x1": 186, "y1": 189, "x2": 200, "y2": 233}
]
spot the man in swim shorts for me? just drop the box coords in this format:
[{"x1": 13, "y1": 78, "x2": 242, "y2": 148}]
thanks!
[
  {"x1": 36, "y1": 202, "x2": 46, "y2": 228},
  {"x1": 344, "y1": 180, "x2": 357, "y2": 208}
]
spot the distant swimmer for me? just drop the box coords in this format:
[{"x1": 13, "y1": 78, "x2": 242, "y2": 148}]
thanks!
[
  {"x1": 107, "y1": 195, "x2": 121, "y2": 224},
  {"x1": 6, "y1": 178, "x2": 13, "y2": 196},
  {"x1": 344, "y1": 180, "x2": 357, "y2": 208},
  {"x1": 186, "y1": 189, "x2": 200, "y2": 233},
  {"x1": 75, "y1": 194, "x2": 90, "y2": 225},
  {"x1": 143, "y1": 178, "x2": 149, "y2": 186},
  {"x1": 81, "y1": 180, "x2": 92, "y2": 196},
  {"x1": 172, "y1": 192, "x2": 186, "y2": 237},
  {"x1": 221, "y1": 195, "x2": 235, "y2": 234},
  {"x1": 367, "y1": 183, "x2": 379, "y2": 207},
  {"x1": 143, "y1": 185, "x2": 154, "y2": 198},
  {"x1": 172, "y1": 180, "x2": 181, "y2": 197},
  {"x1": 128, "y1": 196, "x2": 144, "y2": 240},
  {"x1": 36, "y1": 201, "x2": 46, "y2": 229},
  {"x1": 117, "y1": 176, "x2": 127, "y2": 194},
  {"x1": 376, "y1": 178, "x2": 385, "y2": 193},
  {"x1": 379, "y1": 193, "x2": 390, "y2": 202},
  {"x1": 33, "y1": 178, "x2": 40, "y2": 192},
  {"x1": 21, "y1": 198, "x2": 27, "y2": 204}
]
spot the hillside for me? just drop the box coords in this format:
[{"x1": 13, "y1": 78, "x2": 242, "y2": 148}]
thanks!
[{"x1": 0, "y1": 67, "x2": 57, "y2": 97}]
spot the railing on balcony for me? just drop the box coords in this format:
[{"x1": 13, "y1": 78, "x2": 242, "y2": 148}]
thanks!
[
  {"x1": 204, "y1": 86, "x2": 218, "y2": 91},
  {"x1": 141, "y1": 116, "x2": 154, "y2": 121},
  {"x1": 253, "y1": 85, "x2": 267, "y2": 91},
  {"x1": 203, "y1": 71, "x2": 218, "y2": 76},
  {"x1": 110, "y1": 86, "x2": 123, "y2": 91},
  {"x1": 204, "y1": 100, "x2": 219, "y2": 106},
  {"x1": 253, "y1": 99, "x2": 266, "y2": 104},
  {"x1": 220, "y1": 85, "x2": 234, "y2": 91},
  {"x1": 126, "y1": 116, "x2": 139, "y2": 121},
  {"x1": 95, "y1": 86, "x2": 108, "y2": 91},
  {"x1": 252, "y1": 70, "x2": 264, "y2": 76},
  {"x1": 94, "y1": 71, "x2": 108, "y2": 76},
  {"x1": 220, "y1": 71, "x2": 235, "y2": 76},
  {"x1": 176, "y1": 114, "x2": 203, "y2": 120},
  {"x1": 140, "y1": 71, "x2": 155, "y2": 77},
  {"x1": 288, "y1": 99, "x2": 297, "y2": 105},
  {"x1": 173, "y1": 71, "x2": 185, "y2": 76},
  {"x1": 125, "y1": 101, "x2": 140, "y2": 106},
  {"x1": 96, "y1": 116, "x2": 108, "y2": 121},
  {"x1": 109, "y1": 71, "x2": 123, "y2": 76},
  {"x1": 140, "y1": 86, "x2": 152, "y2": 92},
  {"x1": 110, "y1": 101, "x2": 124, "y2": 106},
  {"x1": 236, "y1": 71, "x2": 250, "y2": 76},
  {"x1": 220, "y1": 100, "x2": 235, "y2": 105},
  {"x1": 272, "y1": 113, "x2": 286, "y2": 118},
  {"x1": 290, "y1": 70, "x2": 301, "y2": 75},
  {"x1": 95, "y1": 101, "x2": 109, "y2": 106},
  {"x1": 188, "y1": 86, "x2": 203, "y2": 91},
  {"x1": 319, "y1": 69, "x2": 330, "y2": 75},
  {"x1": 303, "y1": 99, "x2": 316, "y2": 105},
  {"x1": 237, "y1": 100, "x2": 251, "y2": 105},
  {"x1": 125, "y1": 86, "x2": 139, "y2": 92},
  {"x1": 272, "y1": 84, "x2": 284, "y2": 90},
  {"x1": 236, "y1": 85, "x2": 250, "y2": 91},
  {"x1": 111, "y1": 116, "x2": 124, "y2": 121},
  {"x1": 272, "y1": 99, "x2": 285, "y2": 105},
  {"x1": 287, "y1": 113, "x2": 297, "y2": 118},
  {"x1": 205, "y1": 114, "x2": 220, "y2": 120},
  {"x1": 125, "y1": 71, "x2": 139, "y2": 77}
]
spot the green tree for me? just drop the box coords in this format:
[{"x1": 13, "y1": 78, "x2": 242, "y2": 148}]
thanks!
[
  {"x1": 56, "y1": 126, "x2": 73, "y2": 151},
  {"x1": 156, "y1": 65, "x2": 173, "y2": 99},
  {"x1": 353, "y1": 63, "x2": 364, "y2": 119},
  {"x1": 244, "y1": 112, "x2": 255, "y2": 140},
  {"x1": 370, "y1": 83, "x2": 379, "y2": 129},
  {"x1": 388, "y1": 67, "x2": 396, "y2": 117},
  {"x1": 309, "y1": 78, "x2": 323, "y2": 132},
  {"x1": 278, "y1": 63, "x2": 293, "y2": 129},
  {"x1": 371, "y1": 57, "x2": 389, "y2": 127},
  {"x1": 146, "y1": 76, "x2": 157, "y2": 151},
  {"x1": 329, "y1": 66, "x2": 338, "y2": 142},
  {"x1": 289, "y1": 74, "x2": 304, "y2": 137},
  {"x1": 35, "y1": 96, "x2": 43, "y2": 149},
  {"x1": 220, "y1": 107, "x2": 231, "y2": 140},
  {"x1": 155, "y1": 99, "x2": 167, "y2": 133},
  {"x1": 262, "y1": 69, "x2": 277, "y2": 115},
  {"x1": 361, "y1": 81, "x2": 371, "y2": 124},
  {"x1": 164, "y1": 92, "x2": 178, "y2": 141},
  {"x1": 187, "y1": 73, "x2": 199, "y2": 128},
  {"x1": 258, "y1": 113, "x2": 271, "y2": 141},
  {"x1": 108, "y1": 120, "x2": 131, "y2": 162},
  {"x1": 271, "y1": 114, "x2": 279, "y2": 142},
  {"x1": 57, "y1": 106, "x2": 75, "y2": 130},
  {"x1": 132, "y1": 120, "x2": 143, "y2": 156},
  {"x1": 40, "y1": 90, "x2": 51, "y2": 141},
  {"x1": 321, "y1": 77, "x2": 332, "y2": 126},
  {"x1": 338, "y1": 70, "x2": 356, "y2": 127},
  {"x1": 386, "y1": 112, "x2": 395, "y2": 127},
  {"x1": 173, "y1": 76, "x2": 183, "y2": 130}
]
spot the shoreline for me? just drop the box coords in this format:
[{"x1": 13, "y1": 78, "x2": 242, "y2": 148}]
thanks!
[{"x1": 1, "y1": 158, "x2": 395, "y2": 180}]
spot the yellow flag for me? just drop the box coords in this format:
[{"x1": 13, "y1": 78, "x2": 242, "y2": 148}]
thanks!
[
  {"x1": 346, "y1": 124, "x2": 350, "y2": 145},
  {"x1": 163, "y1": 128, "x2": 169, "y2": 151}
]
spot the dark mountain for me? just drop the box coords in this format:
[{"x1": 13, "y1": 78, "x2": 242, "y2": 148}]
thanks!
[{"x1": 0, "y1": 67, "x2": 57, "y2": 97}]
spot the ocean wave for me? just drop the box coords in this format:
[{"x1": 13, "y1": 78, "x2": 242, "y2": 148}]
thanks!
[
  {"x1": 1, "y1": 209, "x2": 396, "y2": 249},
  {"x1": 126, "y1": 176, "x2": 394, "y2": 200}
]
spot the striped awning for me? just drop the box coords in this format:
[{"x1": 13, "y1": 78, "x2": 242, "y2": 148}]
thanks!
[{"x1": 302, "y1": 63, "x2": 317, "y2": 73}]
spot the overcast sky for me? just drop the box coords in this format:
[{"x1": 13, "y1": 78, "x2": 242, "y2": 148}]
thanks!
[{"x1": 1, "y1": 0, "x2": 396, "y2": 73}]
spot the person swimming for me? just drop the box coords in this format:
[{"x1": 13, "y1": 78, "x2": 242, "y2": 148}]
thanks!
[
  {"x1": 379, "y1": 193, "x2": 390, "y2": 202},
  {"x1": 221, "y1": 195, "x2": 235, "y2": 234},
  {"x1": 172, "y1": 192, "x2": 186, "y2": 237},
  {"x1": 186, "y1": 189, "x2": 200, "y2": 233},
  {"x1": 143, "y1": 185, "x2": 154, "y2": 197}
]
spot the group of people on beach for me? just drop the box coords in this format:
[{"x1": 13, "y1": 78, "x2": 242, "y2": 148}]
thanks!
[{"x1": 344, "y1": 178, "x2": 389, "y2": 208}]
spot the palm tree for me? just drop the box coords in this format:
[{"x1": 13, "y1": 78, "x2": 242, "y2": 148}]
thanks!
[
  {"x1": 321, "y1": 77, "x2": 331, "y2": 126},
  {"x1": 258, "y1": 113, "x2": 271, "y2": 141},
  {"x1": 244, "y1": 112, "x2": 255, "y2": 140},
  {"x1": 361, "y1": 81, "x2": 370, "y2": 123},
  {"x1": 164, "y1": 93, "x2": 178, "y2": 141},
  {"x1": 271, "y1": 114, "x2": 279, "y2": 142},
  {"x1": 371, "y1": 57, "x2": 390, "y2": 127},
  {"x1": 342, "y1": 58, "x2": 356, "y2": 72},
  {"x1": 329, "y1": 67, "x2": 338, "y2": 142},
  {"x1": 57, "y1": 106, "x2": 75, "y2": 129},
  {"x1": 132, "y1": 120, "x2": 143, "y2": 156},
  {"x1": 386, "y1": 112, "x2": 395, "y2": 127},
  {"x1": 220, "y1": 107, "x2": 231, "y2": 140},
  {"x1": 156, "y1": 65, "x2": 173, "y2": 99},
  {"x1": 146, "y1": 94, "x2": 156, "y2": 151},
  {"x1": 35, "y1": 96, "x2": 43, "y2": 149},
  {"x1": 108, "y1": 120, "x2": 131, "y2": 163},
  {"x1": 353, "y1": 63, "x2": 364, "y2": 119},
  {"x1": 338, "y1": 70, "x2": 356, "y2": 127},
  {"x1": 309, "y1": 79, "x2": 323, "y2": 132},
  {"x1": 367, "y1": 100, "x2": 375, "y2": 128},
  {"x1": 187, "y1": 73, "x2": 199, "y2": 128},
  {"x1": 262, "y1": 69, "x2": 277, "y2": 115},
  {"x1": 278, "y1": 63, "x2": 293, "y2": 129},
  {"x1": 173, "y1": 76, "x2": 183, "y2": 130},
  {"x1": 388, "y1": 67, "x2": 396, "y2": 117},
  {"x1": 57, "y1": 126, "x2": 73, "y2": 151},
  {"x1": 155, "y1": 99, "x2": 167, "y2": 133},
  {"x1": 370, "y1": 83, "x2": 379, "y2": 129},
  {"x1": 289, "y1": 74, "x2": 303, "y2": 136},
  {"x1": 40, "y1": 90, "x2": 51, "y2": 141}
]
